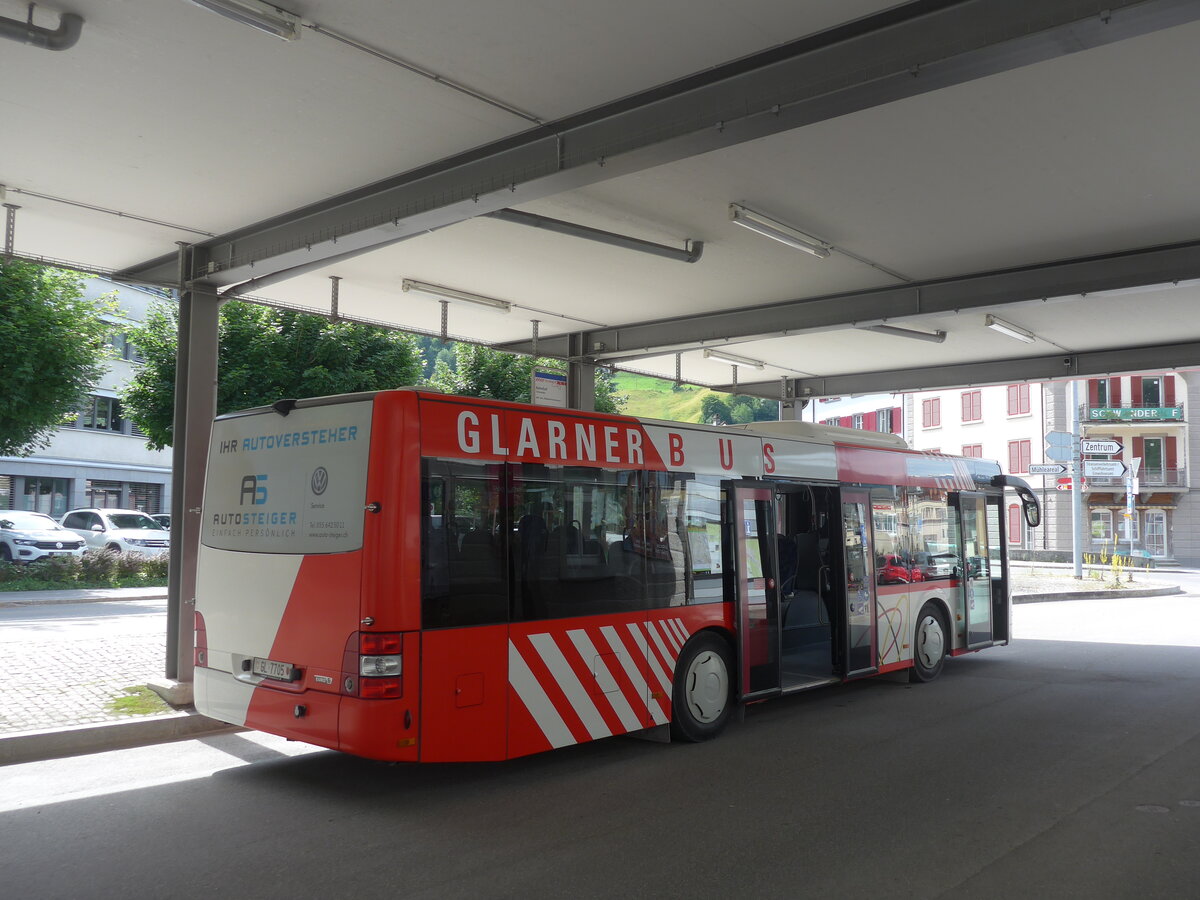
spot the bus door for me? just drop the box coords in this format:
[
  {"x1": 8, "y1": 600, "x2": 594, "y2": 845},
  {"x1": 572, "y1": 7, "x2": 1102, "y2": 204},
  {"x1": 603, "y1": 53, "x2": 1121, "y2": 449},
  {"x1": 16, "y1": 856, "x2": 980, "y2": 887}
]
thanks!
[
  {"x1": 955, "y1": 491, "x2": 994, "y2": 648},
  {"x1": 840, "y1": 489, "x2": 877, "y2": 677},
  {"x1": 725, "y1": 482, "x2": 781, "y2": 701}
]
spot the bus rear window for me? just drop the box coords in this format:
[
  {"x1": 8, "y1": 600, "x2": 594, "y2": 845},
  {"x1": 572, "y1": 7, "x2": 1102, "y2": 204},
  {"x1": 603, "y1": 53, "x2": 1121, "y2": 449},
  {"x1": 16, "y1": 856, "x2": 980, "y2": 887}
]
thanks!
[{"x1": 202, "y1": 400, "x2": 373, "y2": 554}]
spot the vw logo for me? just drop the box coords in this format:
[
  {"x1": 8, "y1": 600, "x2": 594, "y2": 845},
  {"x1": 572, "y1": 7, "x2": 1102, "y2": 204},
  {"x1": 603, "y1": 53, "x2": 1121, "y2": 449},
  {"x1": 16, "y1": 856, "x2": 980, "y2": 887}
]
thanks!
[
  {"x1": 311, "y1": 467, "x2": 329, "y2": 495},
  {"x1": 56, "y1": 542, "x2": 63, "y2": 549}
]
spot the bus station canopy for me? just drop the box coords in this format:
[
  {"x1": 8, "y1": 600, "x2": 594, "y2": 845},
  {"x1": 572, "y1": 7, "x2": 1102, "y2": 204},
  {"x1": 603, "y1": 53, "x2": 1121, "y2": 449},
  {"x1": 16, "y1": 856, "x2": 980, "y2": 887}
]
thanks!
[{"x1": 5, "y1": 0, "x2": 1200, "y2": 399}]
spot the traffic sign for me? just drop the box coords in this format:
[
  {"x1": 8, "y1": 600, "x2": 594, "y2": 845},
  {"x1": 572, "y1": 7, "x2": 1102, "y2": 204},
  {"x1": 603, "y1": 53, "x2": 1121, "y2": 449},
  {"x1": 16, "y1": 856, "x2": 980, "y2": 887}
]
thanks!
[
  {"x1": 1056, "y1": 477, "x2": 1087, "y2": 491},
  {"x1": 1080, "y1": 439, "x2": 1122, "y2": 455},
  {"x1": 1045, "y1": 445, "x2": 1074, "y2": 462},
  {"x1": 1044, "y1": 431, "x2": 1074, "y2": 447},
  {"x1": 1028, "y1": 463, "x2": 1067, "y2": 475},
  {"x1": 1083, "y1": 460, "x2": 1127, "y2": 477}
]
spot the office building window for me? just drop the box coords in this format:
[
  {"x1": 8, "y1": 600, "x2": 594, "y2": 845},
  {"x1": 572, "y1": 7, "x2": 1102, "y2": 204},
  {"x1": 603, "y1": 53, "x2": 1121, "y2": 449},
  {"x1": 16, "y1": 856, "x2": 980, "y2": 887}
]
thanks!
[{"x1": 78, "y1": 395, "x2": 124, "y2": 433}]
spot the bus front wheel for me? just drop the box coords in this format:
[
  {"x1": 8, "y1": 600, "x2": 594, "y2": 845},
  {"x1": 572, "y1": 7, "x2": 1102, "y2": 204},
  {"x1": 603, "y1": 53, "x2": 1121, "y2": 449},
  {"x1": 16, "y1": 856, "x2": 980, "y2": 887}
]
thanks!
[
  {"x1": 910, "y1": 602, "x2": 947, "y2": 683},
  {"x1": 670, "y1": 632, "x2": 734, "y2": 742}
]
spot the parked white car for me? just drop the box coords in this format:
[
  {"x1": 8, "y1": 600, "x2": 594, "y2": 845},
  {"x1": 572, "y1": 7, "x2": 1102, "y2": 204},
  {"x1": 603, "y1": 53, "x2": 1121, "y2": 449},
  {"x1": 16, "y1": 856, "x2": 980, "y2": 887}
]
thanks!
[
  {"x1": 0, "y1": 511, "x2": 87, "y2": 564},
  {"x1": 59, "y1": 508, "x2": 170, "y2": 557}
]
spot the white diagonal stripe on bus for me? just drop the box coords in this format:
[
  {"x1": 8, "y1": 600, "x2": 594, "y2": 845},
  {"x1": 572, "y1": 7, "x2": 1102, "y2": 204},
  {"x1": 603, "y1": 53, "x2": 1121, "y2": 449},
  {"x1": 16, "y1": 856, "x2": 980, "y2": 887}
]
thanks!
[
  {"x1": 508, "y1": 640, "x2": 574, "y2": 749},
  {"x1": 601, "y1": 625, "x2": 667, "y2": 726},
  {"x1": 635, "y1": 621, "x2": 675, "y2": 689},
  {"x1": 567, "y1": 628, "x2": 641, "y2": 733},
  {"x1": 650, "y1": 619, "x2": 682, "y2": 663},
  {"x1": 656, "y1": 618, "x2": 682, "y2": 654},
  {"x1": 667, "y1": 617, "x2": 690, "y2": 645},
  {"x1": 528, "y1": 632, "x2": 610, "y2": 740}
]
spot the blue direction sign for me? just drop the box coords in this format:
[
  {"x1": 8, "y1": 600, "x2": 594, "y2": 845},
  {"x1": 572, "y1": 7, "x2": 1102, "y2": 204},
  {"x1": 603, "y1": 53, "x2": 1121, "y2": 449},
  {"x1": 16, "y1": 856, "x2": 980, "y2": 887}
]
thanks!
[{"x1": 1045, "y1": 430, "x2": 1074, "y2": 462}]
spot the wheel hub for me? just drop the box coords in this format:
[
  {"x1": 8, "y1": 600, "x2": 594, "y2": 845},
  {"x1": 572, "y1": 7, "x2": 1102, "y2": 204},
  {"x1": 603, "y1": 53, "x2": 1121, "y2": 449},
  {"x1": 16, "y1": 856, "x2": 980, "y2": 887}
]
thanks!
[
  {"x1": 685, "y1": 650, "x2": 728, "y2": 723},
  {"x1": 917, "y1": 614, "x2": 944, "y2": 667}
]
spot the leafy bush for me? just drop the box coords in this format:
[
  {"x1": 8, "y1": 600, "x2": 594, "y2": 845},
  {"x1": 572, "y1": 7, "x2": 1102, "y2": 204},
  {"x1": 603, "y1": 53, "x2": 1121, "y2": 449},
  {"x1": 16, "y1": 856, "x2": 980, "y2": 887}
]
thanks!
[
  {"x1": 30, "y1": 554, "x2": 82, "y2": 583},
  {"x1": 80, "y1": 550, "x2": 119, "y2": 584},
  {"x1": 140, "y1": 554, "x2": 169, "y2": 580}
]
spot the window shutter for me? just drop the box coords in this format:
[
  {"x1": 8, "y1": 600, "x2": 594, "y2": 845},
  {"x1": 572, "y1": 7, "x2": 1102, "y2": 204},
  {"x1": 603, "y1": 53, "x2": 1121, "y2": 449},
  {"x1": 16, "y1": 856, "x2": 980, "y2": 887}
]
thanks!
[
  {"x1": 892, "y1": 406, "x2": 902, "y2": 433},
  {"x1": 1110, "y1": 378, "x2": 1122, "y2": 406},
  {"x1": 1166, "y1": 436, "x2": 1178, "y2": 473},
  {"x1": 1008, "y1": 505, "x2": 1022, "y2": 544},
  {"x1": 1130, "y1": 376, "x2": 1143, "y2": 405},
  {"x1": 1088, "y1": 379, "x2": 1099, "y2": 405},
  {"x1": 1164, "y1": 376, "x2": 1176, "y2": 407},
  {"x1": 864, "y1": 412, "x2": 877, "y2": 431}
]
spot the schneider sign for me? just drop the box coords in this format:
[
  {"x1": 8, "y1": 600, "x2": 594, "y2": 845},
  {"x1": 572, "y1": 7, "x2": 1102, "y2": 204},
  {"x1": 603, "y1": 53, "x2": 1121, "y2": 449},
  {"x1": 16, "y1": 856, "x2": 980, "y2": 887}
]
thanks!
[{"x1": 1087, "y1": 407, "x2": 1182, "y2": 421}]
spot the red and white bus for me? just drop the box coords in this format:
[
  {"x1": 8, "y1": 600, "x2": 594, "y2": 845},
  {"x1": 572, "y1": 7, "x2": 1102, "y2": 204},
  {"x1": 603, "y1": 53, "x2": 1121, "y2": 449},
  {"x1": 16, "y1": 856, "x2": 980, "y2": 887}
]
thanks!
[{"x1": 194, "y1": 388, "x2": 1040, "y2": 761}]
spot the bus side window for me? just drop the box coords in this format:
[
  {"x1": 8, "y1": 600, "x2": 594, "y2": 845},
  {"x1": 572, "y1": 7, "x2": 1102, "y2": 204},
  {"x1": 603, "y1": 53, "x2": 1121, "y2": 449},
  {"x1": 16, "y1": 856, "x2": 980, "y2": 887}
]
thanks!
[{"x1": 421, "y1": 461, "x2": 508, "y2": 629}]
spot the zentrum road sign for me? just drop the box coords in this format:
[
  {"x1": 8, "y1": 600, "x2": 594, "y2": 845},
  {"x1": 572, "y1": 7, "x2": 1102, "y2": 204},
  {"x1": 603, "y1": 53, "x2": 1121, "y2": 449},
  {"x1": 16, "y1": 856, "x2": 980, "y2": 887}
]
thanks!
[{"x1": 1080, "y1": 439, "x2": 1123, "y2": 455}]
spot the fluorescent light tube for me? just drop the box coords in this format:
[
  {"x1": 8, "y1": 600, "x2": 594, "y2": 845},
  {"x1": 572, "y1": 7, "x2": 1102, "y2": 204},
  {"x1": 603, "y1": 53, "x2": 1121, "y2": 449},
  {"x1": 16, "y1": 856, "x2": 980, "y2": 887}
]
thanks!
[
  {"x1": 402, "y1": 279, "x2": 512, "y2": 313},
  {"x1": 859, "y1": 324, "x2": 947, "y2": 343},
  {"x1": 188, "y1": 0, "x2": 301, "y2": 40},
  {"x1": 729, "y1": 203, "x2": 830, "y2": 258},
  {"x1": 985, "y1": 314, "x2": 1036, "y2": 344},
  {"x1": 704, "y1": 348, "x2": 765, "y2": 369}
]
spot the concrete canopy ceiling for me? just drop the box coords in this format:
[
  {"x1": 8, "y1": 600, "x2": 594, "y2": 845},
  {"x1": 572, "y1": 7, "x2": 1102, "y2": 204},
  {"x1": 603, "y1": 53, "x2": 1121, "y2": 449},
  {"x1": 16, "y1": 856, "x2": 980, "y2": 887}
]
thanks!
[{"x1": 5, "y1": 0, "x2": 1200, "y2": 400}]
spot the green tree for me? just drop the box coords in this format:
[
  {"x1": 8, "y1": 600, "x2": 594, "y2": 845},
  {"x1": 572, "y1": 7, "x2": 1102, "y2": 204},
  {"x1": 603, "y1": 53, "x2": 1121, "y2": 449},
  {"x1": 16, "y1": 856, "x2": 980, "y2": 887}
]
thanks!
[
  {"x1": 123, "y1": 299, "x2": 423, "y2": 449},
  {"x1": 699, "y1": 393, "x2": 732, "y2": 425},
  {"x1": 428, "y1": 343, "x2": 623, "y2": 413},
  {"x1": 0, "y1": 261, "x2": 114, "y2": 456}
]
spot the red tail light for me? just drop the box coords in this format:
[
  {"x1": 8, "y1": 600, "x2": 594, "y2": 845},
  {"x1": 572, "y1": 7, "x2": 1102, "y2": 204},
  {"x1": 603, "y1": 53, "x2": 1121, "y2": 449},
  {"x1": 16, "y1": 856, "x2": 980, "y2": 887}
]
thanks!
[
  {"x1": 351, "y1": 631, "x2": 404, "y2": 699},
  {"x1": 360, "y1": 632, "x2": 402, "y2": 654},
  {"x1": 194, "y1": 610, "x2": 208, "y2": 667}
]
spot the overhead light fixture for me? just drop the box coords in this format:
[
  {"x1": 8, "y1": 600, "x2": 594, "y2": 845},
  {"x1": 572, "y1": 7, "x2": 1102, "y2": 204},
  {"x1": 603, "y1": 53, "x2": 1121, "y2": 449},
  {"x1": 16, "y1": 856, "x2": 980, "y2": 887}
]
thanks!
[
  {"x1": 187, "y1": 0, "x2": 301, "y2": 40},
  {"x1": 729, "y1": 203, "x2": 830, "y2": 258},
  {"x1": 704, "y1": 348, "x2": 765, "y2": 369},
  {"x1": 985, "y1": 314, "x2": 1036, "y2": 344},
  {"x1": 859, "y1": 324, "x2": 947, "y2": 344},
  {"x1": 402, "y1": 279, "x2": 512, "y2": 313}
]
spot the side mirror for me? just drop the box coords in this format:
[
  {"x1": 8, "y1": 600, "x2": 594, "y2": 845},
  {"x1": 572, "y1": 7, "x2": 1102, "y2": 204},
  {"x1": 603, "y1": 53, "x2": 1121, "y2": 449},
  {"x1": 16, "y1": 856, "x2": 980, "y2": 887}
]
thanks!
[{"x1": 91, "y1": 524, "x2": 104, "y2": 532}]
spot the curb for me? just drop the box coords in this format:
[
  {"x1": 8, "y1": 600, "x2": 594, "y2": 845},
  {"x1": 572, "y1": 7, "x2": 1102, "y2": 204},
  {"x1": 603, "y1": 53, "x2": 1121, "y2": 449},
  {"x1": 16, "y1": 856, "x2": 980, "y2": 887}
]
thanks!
[
  {"x1": 0, "y1": 590, "x2": 168, "y2": 608},
  {"x1": 0, "y1": 711, "x2": 242, "y2": 767},
  {"x1": 1014, "y1": 585, "x2": 1184, "y2": 604}
]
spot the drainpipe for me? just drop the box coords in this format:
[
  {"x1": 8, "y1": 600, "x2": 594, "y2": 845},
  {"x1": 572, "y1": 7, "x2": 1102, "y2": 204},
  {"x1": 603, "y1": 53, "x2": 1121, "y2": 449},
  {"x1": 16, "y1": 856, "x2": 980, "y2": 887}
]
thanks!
[{"x1": 0, "y1": 9, "x2": 84, "y2": 51}]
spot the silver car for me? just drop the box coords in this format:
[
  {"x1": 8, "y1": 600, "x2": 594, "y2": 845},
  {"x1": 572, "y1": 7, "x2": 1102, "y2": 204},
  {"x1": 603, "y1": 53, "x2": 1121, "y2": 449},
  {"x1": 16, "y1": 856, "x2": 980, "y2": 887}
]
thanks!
[
  {"x1": 0, "y1": 511, "x2": 87, "y2": 563},
  {"x1": 59, "y1": 508, "x2": 170, "y2": 557}
]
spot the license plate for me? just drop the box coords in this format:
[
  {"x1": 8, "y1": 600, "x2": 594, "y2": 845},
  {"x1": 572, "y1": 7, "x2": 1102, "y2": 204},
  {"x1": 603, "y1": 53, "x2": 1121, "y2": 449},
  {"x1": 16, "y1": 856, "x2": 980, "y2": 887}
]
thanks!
[{"x1": 252, "y1": 657, "x2": 297, "y2": 682}]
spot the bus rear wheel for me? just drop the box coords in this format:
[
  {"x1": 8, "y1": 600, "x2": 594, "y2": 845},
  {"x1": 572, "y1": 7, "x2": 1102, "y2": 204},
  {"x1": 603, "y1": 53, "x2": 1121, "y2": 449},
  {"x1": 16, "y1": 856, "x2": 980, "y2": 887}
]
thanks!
[
  {"x1": 910, "y1": 602, "x2": 947, "y2": 683},
  {"x1": 670, "y1": 632, "x2": 734, "y2": 742}
]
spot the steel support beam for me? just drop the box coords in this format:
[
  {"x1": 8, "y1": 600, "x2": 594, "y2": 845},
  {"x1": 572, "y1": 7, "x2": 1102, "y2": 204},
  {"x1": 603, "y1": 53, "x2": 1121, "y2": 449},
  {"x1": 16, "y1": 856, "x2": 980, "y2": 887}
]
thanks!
[
  {"x1": 118, "y1": 0, "x2": 1200, "y2": 289},
  {"x1": 567, "y1": 333, "x2": 596, "y2": 412},
  {"x1": 498, "y1": 239, "x2": 1200, "y2": 361},
  {"x1": 164, "y1": 255, "x2": 221, "y2": 691},
  {"x1": 724, "y1": 339, "x2": 1200, "y2": 400}
]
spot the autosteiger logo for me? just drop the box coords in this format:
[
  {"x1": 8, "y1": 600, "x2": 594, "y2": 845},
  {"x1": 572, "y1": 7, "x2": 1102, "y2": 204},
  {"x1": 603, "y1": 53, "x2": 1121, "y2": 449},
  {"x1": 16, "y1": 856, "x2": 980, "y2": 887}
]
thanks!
[{"x1": 311, "y1": 466, "x2": 329, "y2": 495}]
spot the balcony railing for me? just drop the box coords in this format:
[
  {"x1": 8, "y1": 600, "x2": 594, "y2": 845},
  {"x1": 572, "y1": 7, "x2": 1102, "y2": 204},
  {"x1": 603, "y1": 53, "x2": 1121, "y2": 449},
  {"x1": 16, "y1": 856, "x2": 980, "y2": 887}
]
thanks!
[
  {"x1": 1083, "y1": 467, "x2": 1187, "y2": 489},
  {"x1": 1081, "y1": 404, "x2": 1185, "y2": 423}
]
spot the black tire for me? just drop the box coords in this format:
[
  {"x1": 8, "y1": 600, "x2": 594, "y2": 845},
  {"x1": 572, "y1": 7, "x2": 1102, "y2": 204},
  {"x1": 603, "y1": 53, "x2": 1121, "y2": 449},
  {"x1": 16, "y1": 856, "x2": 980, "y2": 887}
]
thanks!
[
  {"x1": 670, "y1": 632, "x2": 734, "y2": 742},
  {"x1": 105, "y1": 543, "x2": 122, "y2": 555},
  {"x1": 0, "y1": 544, "x2": 12, "y2": 562},
  {"x1": 910, "y1": 602, "x2": 948, "y2": 683}
]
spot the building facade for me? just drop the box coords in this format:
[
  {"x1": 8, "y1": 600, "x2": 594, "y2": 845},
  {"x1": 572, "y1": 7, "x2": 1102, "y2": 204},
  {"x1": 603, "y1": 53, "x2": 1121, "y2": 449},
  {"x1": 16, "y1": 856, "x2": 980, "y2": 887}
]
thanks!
[
  {"x1": 813, "y1": 373, "x2": 1197, "y2": 566},
  {"x1": 0, "y1": 277, "x2": 172, "y2": 517}
]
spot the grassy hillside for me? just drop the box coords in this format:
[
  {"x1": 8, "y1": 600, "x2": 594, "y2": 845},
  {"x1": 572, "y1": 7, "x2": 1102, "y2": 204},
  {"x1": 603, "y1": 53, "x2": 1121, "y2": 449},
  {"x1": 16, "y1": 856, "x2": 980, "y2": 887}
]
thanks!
[{"x1": 613, "y1": 372, "x2": 711, "y2": 423}]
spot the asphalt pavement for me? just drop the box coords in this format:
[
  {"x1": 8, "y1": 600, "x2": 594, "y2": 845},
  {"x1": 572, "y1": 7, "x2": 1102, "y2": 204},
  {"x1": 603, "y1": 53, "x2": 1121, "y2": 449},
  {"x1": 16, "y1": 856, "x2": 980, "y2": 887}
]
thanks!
[{"x1": 0, "y1": 568, "x2": 1187, "y2": 766}]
